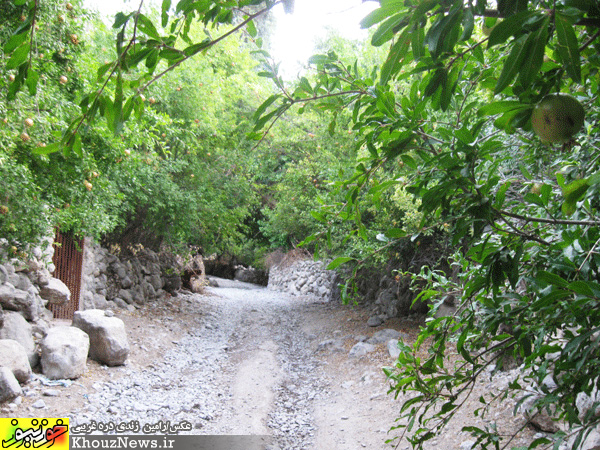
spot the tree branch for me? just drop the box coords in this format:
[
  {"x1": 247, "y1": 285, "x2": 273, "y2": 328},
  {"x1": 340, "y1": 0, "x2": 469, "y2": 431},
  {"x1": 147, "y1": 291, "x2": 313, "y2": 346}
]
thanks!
[
  {"x1": 139, "y1": 6, "x2": 271, "y2": 92},
  {"x1": 498, "y1": 209, "x2": 600, "y2": 226}
]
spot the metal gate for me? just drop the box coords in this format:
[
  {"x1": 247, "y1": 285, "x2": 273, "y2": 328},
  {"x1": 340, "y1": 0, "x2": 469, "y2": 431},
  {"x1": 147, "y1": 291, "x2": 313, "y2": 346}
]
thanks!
[{"x1": 49, "y1": 231, "x2": 84, "y2": 319}]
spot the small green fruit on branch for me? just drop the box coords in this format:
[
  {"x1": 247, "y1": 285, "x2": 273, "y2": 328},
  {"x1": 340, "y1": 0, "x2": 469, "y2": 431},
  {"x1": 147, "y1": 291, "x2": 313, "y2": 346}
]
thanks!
[{"x1": 531, "y1": 94, "x2": 585, "y2": 143}]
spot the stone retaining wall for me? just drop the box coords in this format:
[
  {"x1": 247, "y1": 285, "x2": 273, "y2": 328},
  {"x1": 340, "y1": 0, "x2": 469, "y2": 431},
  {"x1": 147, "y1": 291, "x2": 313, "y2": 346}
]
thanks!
[
  {"x1": 80, "y1": 242, "x2": 183, "y2": 311},
  {"x1": 267, "y1": 259, "x2": 339, "y2": 302}
]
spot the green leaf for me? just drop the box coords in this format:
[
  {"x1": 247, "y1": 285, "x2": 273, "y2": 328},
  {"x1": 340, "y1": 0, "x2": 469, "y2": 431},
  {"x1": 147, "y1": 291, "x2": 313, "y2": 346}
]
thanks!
[
  {"x1": 125, "y1": 48, "x2": 153, "y2": 69},
  {"x1": 183, "y1": 39, "x2": 211, "y2": 56},
  {"x1": 6, "y1": 76, "x2": 23, "y2": 101},
  {"x1": 496, "y1": 181, "x2": 511, "y2": 206},
  {"x1": 146, "y1": 48, "x2": 159, "y2": 69},
  {"x1": 111, "y1": 72, "x2": 124, "y2": 135},
  {"x1": 161, "y1": 0, "x2": 171, "y2": 27},
  {"x1": 3, "y1": 31, "x2": 28, "y2": 54},
  {"x1": 487, "y1": 10, "x2": 537, "y2": 48},
  {"x1": 460, "y1": 7, "x2": 474, "y2": 41},
  {"x1": 523, "y1": 192, "x2": 544, "y2": 206},
  {"x1": 97, "y1": 62, "x2": 113, "y2": 82},
  {"x1": 380, "y1": 28, "x2": 410, "y2": 85},
  {"x1": 516, "y1": 16, "x2": 549, "y2": 88},
  {"x1": 6, "y1": 43, "x2": 30, "y2": 70},
  {"x1": 253, "y1": 107, "x2": 283, "y2": 132},
  {"x1": 25, "y1": 69, "x2": 39, "y2": 95},
  {"x1": 371, "y1": 13, "x2": 406, "y2": 47},
  {"x1": 113, "y1": 12, "x2": 132, "y2": 29},
  {"x1": 253, "y1": 94, "x2": 280, "y2": 122},
  {"x1": 568, "y1": 281, "x2": 596, "y2": 298},
  {"x1": 411, "y1": 25, "x2": 425, "y2": 60},
  {"x1": 136, "y1": 14, "x2": 161, "y2": 40},
  {"x1": 328, "y1": 119, "x2": 336, "y2": 136},
  {"x1": 70, "y1": 133, "x2": 83, "y2": 158},
  {"x1": 360, "y1": 5, "x2": 401, "y2": 29},
  {"x1": 385, "y1": 228, "x2": 407, "y2": 239},
  {"x1": 401, "y1": 154, "x2": 417, "y2": 169},
  {"x1": 499, "y1": 0, "x2": 530, "y2": 16},
  {"x1": 477, "y1": 101, "x2": 523, "y2": 116},
  {"x1": 494, "y1": 34, "x2": 529, "y2": 94},
  {"x1": 425, "y1": 7, "x2": 462, "y2": 59},
  {"x1": 159, "y1": 48, "x2": 185, "y2": 62},
  {"x1": 307, "y1": 54, "x2": 335, "y2": 65},
  {"x1": 555, "y1": 12, "x2": 581, "y2": 83},
  {"x1": 424, "y1": 67, "x2": 447, "y2": 98},
  {"x1": 122, "y1": 97, "x2": 135, "y2": 122},
  {"x1": 327, "y1": 257, "x2": 356, "y2": 270},
  {"x1": 32, "y1": 143, "x2": 60, "y2": 155},
  {"x1": 455, "y1": 126, "x2": 475, "y2": 144},
  {"x1": 563, "y1": 178, "x2": 589, "y2": 202},
  {"x1": 536, "y1": 271, "x2": 568, "y2": 288},
  {"x1": 246, "y1": 19, "x2": 257, "y2": 37},
  {"x1": 561, "y1": 178, "x2": 589, "y2": 216}
]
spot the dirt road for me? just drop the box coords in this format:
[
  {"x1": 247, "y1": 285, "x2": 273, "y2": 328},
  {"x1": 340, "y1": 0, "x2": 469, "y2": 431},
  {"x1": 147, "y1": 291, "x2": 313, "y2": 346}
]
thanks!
[{"x1": 4, "y1": 278, "x2": 538, "y2": 449}]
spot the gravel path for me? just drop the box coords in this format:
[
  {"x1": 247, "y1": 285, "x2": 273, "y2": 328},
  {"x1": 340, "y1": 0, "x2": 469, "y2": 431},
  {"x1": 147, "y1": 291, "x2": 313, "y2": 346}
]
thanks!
[{"x1": 4, "y1": 278, "x2": 540, "y2": 450}]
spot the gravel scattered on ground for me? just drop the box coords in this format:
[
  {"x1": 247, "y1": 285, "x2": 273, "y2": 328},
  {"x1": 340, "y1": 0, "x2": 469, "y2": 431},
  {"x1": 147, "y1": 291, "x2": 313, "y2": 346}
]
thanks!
[{"x1": 4, "y1": 278, "x2": 540, "y2": 450}]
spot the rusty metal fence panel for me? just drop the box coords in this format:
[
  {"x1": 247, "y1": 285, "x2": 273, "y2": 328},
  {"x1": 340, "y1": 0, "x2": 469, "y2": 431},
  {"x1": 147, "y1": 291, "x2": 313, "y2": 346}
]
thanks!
[{"x1": 49, "y1": 231, "x2": 84, "y2": 319}]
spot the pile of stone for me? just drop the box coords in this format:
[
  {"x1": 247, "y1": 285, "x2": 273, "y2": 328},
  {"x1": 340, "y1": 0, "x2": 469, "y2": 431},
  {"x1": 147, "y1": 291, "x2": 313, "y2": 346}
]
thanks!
[
  {"x1": 1, "y1": 306, "x2": 129, "y2": 403},
  {"x1": 268, "y1": 259, "x2": 339, "y2": 302},
  {"x1": 1, "y1": 240, "x2": 130, "y2": 404},
  {"x1": 1, "y1": 243, "x2": 68, "y2": 403}
]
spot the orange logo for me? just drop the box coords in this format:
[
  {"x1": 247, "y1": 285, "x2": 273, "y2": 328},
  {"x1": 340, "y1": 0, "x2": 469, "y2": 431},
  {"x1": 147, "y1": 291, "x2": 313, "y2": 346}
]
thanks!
[{"x1": 0, "y1": 418, "x2": 69, "y2": 449}]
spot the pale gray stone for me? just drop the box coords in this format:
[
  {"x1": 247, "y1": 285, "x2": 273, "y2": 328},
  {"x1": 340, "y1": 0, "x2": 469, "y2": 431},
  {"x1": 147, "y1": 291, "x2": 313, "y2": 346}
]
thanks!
[
  {"x1": 40, "y1": 326, "x2": 89, "y2": 380},
  {"x1": 32, "y1": 399, "x2": 46, "y2": 409},
  {"x1": 0, "y1": 367, "x2": 22, "y2": 403},
  {"x1": 72, "y1": 310, "x2": 129, "y2": 366},
  {"x1": 367, "y1": 328, "x2": 402, "y2": 344},
  {"x1": 149, "y1": 274, "x2": 163, "y2": 291},
  {"x1": 577, "y1": 389, "x2": 600, "y2": 421},
  {"x1": 367, "y1": 315, "x2": 384, "y2": 327},
  {"x1": 0, "y1": 339, "x2": 32, "y2": 383},
  {"x1": 0, "y1": 284, "x2": 40, "y2": 321},
  {"x1": 42, "y1": 389, "x2": 60, "y2": 397},
  {"x1": 387, "y1": 339, "x2": 401, "y2": 359},
  {"x1": 39, "y1": 278, "x2": 70, "y2": 305},
  {"x1": 0, "y1": 265, "x2": 8, "y2": 284},
  {"x1": 0, "y1": 311, "x2": 37, "y2": 368},
  {"x1": 118, "y1": 289, "x2": 133, "y2": 304},
  {"x1": 349, "y1": 342, "x2": 376, "y2": 358},
  {"x1": 11, "y1": 273, "x2": 32, "y2": 292}
]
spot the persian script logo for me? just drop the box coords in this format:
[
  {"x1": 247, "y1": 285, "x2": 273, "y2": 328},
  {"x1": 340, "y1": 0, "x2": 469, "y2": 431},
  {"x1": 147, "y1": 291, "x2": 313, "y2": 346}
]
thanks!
[{"x1": 1, "y1": 418, "x2": 69, "y2": 449}]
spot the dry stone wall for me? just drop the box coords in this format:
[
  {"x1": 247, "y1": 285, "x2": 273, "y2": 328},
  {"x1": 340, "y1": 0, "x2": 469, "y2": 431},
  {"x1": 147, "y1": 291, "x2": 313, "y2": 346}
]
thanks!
[
  {"x1": 80, "y1": 242, "x2": 183, "y2": 311},
  {"x1": 267, "y1": 259, "x2": 340, "y2": 302}
]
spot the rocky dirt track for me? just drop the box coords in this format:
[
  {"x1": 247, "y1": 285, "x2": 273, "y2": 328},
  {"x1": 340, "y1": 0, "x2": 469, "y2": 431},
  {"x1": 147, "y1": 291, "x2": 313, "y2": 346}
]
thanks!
[{"x1": 3, "y1": 279, "x2": 539, "y2": 450}]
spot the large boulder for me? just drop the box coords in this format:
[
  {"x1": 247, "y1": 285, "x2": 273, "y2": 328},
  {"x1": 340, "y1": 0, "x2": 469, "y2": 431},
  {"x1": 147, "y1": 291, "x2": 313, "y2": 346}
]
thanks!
[
  {"x1": 0, "y1": 284, "x2": 41, "y2": 321},
  {"x1": 0, "y1": 339, "x2": 32, "y2": 383},
  {"x1": 0, "y1": 367, "x2": 22, "y2": 403},
  {"x1": 38, "y1": 278, "x2": 70, "y2": 305},
  {"x1": 0, "y1": 311, "x2": 37, "y2": 368},
  {"x1": 40, "y1": 326, "x2": 89, "y2": 379},
  {"x1": 72, "y1": 310, "x2": 129, "y2": 366}
]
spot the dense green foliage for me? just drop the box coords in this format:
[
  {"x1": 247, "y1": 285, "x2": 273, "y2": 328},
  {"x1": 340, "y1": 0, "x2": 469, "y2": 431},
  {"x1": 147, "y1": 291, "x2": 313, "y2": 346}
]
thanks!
[
  {"x1": 0, "y1": 0, "x2": 335, "y2": 261},
  {"x1": 2, "y1": 0, "x2": 600, "y2": 449},
  {"x1": 253, "y1": 0, "x2": 600, "y2": 448}
]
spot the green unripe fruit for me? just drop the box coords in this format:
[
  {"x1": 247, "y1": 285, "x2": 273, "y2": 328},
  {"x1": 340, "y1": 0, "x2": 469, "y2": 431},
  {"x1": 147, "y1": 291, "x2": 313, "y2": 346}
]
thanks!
[{"x1": 531, "y1": 94, "x2": 585, "y2": 143}]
